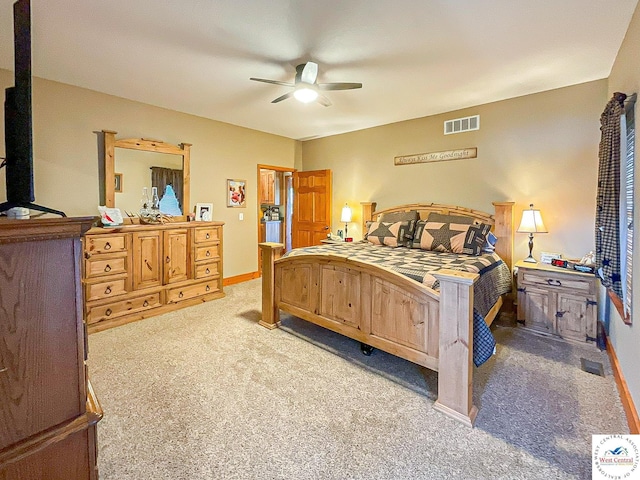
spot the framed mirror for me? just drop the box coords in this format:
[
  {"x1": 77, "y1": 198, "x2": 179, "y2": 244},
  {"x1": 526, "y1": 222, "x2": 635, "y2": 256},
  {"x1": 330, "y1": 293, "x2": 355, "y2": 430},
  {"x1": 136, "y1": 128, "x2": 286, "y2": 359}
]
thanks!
[{"x1": 103, "y1": 130, "x2": 191, "y2": 217}]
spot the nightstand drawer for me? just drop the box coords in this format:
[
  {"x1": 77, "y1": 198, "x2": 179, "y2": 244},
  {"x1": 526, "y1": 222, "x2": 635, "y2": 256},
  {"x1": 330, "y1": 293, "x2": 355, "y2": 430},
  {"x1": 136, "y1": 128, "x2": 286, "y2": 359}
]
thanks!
[{"x1": 520, "y1": 271, "x2": 593, "y2": 294}]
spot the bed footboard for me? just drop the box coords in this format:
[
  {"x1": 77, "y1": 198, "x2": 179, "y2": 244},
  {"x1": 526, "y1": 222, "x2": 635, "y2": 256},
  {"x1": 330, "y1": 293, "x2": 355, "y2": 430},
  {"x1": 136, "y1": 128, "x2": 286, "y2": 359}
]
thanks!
[{"x1": 259, "y1": 242, "x2": 479, "y2": 426}]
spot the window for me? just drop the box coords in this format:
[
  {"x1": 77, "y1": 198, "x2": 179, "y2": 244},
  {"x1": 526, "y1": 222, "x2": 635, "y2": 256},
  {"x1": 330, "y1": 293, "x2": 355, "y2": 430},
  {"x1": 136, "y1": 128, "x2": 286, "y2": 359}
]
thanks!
[{"x1": 621, "y1": 98, "x2": 635, "y2": 318}]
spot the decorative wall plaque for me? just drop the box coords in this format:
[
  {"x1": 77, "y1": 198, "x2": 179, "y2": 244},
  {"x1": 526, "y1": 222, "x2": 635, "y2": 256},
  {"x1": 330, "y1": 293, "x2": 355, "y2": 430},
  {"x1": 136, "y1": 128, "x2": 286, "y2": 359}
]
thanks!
[{"x1": 394, "y1": 147, "x2": 477, "y2": 166}]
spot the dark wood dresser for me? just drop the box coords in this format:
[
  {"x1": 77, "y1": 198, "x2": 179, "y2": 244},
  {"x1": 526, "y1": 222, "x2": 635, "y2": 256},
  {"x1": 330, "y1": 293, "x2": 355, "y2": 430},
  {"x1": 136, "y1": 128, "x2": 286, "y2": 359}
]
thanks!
[{"x1": 0, "y1": 217, "x2": 102, "y2": 480}]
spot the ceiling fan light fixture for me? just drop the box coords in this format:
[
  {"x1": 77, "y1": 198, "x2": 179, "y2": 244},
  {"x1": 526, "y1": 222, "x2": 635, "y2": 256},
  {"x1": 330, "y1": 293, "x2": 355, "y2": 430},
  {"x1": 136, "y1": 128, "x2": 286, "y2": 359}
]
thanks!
[{"x1": 293, "y1": 86, "x2": 318, "y2": 103}]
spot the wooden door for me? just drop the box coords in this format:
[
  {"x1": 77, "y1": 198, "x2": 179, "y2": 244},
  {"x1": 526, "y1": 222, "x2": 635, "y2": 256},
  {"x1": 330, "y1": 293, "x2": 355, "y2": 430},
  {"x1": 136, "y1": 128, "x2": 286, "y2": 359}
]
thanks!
[
  {"x1": 292, "y1": 169, "x2": 332, "y2": 248},
  {"x1": 163, "y1": 229, "x2": 189, "y2": 284},
  {"x1": 132, "y1": 231, "x2": 162, "y2": 290}
]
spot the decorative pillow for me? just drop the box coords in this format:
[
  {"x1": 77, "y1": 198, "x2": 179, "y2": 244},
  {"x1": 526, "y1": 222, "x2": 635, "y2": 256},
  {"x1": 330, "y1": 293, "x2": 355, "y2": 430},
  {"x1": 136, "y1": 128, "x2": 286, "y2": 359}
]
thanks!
[
  {"x1": 411, "y1": 221, "x2": 491, "y2": 255},
  {"x1": 365, "y1": 220, "x2": 415, "y2": 247},
  {"x1": 483, "y1": 231, "x2": 498, "y2": 253},
  {"x1": 426, "y1": 212, "x2": 474, "y2": 224},
  {"x1": 379, "y1": 210, "x2": 420, "y2": 223}
]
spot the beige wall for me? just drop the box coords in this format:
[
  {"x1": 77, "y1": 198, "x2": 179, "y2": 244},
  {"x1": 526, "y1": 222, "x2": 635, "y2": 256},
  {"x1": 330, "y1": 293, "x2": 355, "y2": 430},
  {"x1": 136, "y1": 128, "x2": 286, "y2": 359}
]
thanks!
[
  {"x1": 302, "y1": 80, "x2": 607, "y2": 263},
  {"x1": 607, "y1": 0, "x2": 640, "y2": 420},
  {"x1": 0, "y1": 69, "x2": 297, "y2": 277}
]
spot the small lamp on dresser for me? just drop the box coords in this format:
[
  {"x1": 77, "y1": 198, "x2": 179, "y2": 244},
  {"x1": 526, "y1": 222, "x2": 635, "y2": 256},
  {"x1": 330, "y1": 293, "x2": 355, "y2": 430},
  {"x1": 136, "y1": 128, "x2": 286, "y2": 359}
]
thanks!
[
  {"x1": 517, "y1": 203, "x2": 548, "y2": 263},
  {"x1": 341, "y1": 203, "x2": 353, "y2": 241}
]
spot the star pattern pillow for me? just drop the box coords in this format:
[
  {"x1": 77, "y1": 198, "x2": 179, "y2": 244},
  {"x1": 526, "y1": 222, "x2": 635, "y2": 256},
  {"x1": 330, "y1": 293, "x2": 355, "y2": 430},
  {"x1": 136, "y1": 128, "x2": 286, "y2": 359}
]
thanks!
[
  {"x1": 365, "y1": 220, "x2": 415, "y2": 247},
  {"x1": 411, "y1": 221, "x2": 491, "y2": 255}
]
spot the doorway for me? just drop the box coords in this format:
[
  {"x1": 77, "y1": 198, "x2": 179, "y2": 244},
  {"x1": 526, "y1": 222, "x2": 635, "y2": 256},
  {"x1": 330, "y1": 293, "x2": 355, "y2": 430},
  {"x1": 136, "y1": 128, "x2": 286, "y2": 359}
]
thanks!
[{"x1": 257, "y1": 164, "x2": 295, "y2": 275}]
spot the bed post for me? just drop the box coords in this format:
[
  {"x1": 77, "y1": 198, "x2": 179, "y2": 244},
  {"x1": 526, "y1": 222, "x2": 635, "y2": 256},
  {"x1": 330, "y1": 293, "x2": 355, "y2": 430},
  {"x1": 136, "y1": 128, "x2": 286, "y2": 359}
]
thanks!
[
  {"x1": 360, "y1": 202, "x2": 377, "y2": 234},
  {"x1": 259, "y1": 242, "x2": 284, "y2": 329},
  {"x1": 492, "y1": 202, "x2": 514, "y2": 272},
  {"x1": 432, "y1": 269, "x2": 479, "y2": 427}
]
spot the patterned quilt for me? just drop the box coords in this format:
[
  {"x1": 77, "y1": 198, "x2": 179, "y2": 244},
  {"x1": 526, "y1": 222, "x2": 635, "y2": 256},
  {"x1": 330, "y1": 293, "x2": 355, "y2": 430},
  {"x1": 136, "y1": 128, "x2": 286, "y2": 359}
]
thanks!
[{"x1": 283, "y1": 242, "x2": 512, "y2": 366}]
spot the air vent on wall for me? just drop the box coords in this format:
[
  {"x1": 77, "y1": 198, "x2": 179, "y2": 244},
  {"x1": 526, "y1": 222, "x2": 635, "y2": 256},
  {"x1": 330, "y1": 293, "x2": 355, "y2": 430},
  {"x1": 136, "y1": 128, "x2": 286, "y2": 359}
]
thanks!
[{"x1": 444, "y1": 115, "x2": 480, "y2": 135}]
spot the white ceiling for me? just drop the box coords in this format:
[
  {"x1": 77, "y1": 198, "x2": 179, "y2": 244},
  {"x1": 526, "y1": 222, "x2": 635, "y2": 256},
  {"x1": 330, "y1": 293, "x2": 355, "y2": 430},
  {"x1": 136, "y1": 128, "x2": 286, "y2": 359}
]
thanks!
[{"x1": 0, "y1": 0, "x2": 638, "y2": 140}]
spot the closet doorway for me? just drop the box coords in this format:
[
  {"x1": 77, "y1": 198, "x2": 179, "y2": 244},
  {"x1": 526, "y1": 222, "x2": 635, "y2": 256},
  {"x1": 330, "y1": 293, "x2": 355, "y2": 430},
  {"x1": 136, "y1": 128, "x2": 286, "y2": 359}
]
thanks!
[{"x1": 257, "y1": 165, "x2": 295, "y2": 275}]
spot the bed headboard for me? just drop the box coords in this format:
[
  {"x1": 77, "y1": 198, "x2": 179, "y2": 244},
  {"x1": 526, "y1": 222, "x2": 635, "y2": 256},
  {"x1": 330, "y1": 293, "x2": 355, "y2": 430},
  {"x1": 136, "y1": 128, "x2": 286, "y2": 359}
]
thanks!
[{"x1": 361, "y1": 201, "x2": 514, "y2": 271}]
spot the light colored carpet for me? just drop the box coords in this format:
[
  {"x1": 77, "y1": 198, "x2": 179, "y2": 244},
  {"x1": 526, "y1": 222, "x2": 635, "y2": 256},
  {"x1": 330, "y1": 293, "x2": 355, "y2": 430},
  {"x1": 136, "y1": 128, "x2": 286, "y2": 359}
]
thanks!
[{"x1": 88, "y1": 279, "x2": 628, "y2": 480}]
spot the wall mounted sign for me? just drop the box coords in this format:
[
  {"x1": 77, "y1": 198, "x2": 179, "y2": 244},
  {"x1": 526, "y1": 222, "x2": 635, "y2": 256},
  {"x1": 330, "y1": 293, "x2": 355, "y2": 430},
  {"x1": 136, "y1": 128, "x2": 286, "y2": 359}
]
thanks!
[{"x1": 394, "y1": 147, "x2": 477, "y2": 166}]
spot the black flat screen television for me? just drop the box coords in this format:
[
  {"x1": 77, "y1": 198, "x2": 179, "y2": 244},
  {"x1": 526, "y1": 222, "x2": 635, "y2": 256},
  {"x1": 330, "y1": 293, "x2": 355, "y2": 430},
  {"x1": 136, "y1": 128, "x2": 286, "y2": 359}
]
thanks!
[{"x1": 1, "y1": 0, "x2": 65, "y2": 217}]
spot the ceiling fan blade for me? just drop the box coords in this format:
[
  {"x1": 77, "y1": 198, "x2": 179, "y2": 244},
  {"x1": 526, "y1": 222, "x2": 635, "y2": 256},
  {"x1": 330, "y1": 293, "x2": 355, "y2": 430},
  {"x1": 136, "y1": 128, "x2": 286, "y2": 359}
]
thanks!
[
  {"x1": 316, "y1": 94, "x2": 332, "y2": 107},
  {"x1": 318, "y1": 82, "x2": 363, "y2": 91},
  {"x1": 300, "y1": 62, "x2": 318, "y2": 84},
  {"x1": 250, "y1": 77, "x2": 294, "y2": 87},
  {"x1": 271, "y1": 91, "x2": 295, "y2": 103}
]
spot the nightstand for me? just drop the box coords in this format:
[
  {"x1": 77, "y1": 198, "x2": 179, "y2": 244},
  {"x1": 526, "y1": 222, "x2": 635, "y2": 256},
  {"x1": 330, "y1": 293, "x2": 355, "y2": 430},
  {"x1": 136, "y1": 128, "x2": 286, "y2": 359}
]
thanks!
[{"x1": 515, "y1": 260, "x2": 597, "y2": 343}]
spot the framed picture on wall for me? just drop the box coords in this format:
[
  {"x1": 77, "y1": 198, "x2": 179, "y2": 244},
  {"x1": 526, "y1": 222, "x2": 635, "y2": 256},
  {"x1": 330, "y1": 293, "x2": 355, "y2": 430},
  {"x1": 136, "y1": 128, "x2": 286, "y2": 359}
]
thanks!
[
  {"x1": 227, "y1": 179, "x2": 246, "y2": 208},
  {"x1": 114, "y1": 173, "x2": 123, "y2": 193},
  {"x1": 195, "y1": 203, "x2": 213, "y2": 221}
]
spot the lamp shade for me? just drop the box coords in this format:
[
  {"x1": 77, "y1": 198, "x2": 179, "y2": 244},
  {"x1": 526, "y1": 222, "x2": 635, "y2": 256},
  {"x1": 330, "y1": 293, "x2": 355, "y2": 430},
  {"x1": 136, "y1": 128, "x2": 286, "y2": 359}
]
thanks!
[
  {"x1": 517, "y1": 204, "x2": 548, "y2": 233},
  {"x1": 340, "y1": 204, "x2": 352, "y2": 223}
]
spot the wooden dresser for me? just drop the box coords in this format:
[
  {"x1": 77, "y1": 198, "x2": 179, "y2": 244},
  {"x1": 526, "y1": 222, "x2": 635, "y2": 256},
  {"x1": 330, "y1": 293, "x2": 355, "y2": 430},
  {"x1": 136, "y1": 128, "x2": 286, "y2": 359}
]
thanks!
[
  {"x1": 83, "y1": 221, "x2": 224, "y2": 333},
  {"x1": 0, "y1": 217, "x2": 102, "y2": 480}
]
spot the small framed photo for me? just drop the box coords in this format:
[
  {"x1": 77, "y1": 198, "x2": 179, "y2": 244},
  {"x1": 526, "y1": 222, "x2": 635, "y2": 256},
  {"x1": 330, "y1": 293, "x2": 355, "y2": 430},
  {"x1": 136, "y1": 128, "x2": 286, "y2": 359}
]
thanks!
[
  {"x1": 195, "y1": 203, "x2": 213, "y2": 221},
  {"x1": 114, "y1": 173, "x2": 123, "y2": 193},
  {"x1": 227, "y1": 179, "x2": 246, "y2": 208}
]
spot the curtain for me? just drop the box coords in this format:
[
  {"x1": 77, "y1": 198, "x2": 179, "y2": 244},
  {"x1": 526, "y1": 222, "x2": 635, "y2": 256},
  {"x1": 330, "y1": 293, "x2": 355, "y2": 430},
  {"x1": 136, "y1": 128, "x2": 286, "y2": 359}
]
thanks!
[
  {"x1": 595, "y1": 92, "x2": 626, "y2": 298},
  {"x1": 151, "y1": 167, "x2": 183, "y2": 212}
]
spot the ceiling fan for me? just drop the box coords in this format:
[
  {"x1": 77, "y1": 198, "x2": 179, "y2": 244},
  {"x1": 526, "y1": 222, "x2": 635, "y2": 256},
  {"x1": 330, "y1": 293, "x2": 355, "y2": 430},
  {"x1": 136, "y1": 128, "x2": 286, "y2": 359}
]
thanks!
[{"x1": 250, "y1": 61, "x2": 362, "y2": 107}]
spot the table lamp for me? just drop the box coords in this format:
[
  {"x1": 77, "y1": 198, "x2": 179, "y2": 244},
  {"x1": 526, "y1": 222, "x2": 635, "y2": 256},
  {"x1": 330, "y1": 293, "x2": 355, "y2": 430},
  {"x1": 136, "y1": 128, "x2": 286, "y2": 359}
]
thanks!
[
  {"x1": 517, "y1": 203, "x2": 548, "y2": 263},
  {"x1": 341, "y1": 204, "x2": 353, "y2": 240}
]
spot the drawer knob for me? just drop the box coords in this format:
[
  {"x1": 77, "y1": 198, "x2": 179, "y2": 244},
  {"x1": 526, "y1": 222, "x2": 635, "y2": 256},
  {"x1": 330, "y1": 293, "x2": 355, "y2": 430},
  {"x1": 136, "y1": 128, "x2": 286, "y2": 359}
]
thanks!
[
  {"x1": 555, "y1": 310, "x2": 566, "y2": 318},
  {"x1": 104, "y1": 242, "x2": 111, "y2": 250},
  {"x1": 84, "y1": 252, "x2": 91, "y2": 259},
  {"x1": 166, "y1": 256, "x2": 171, "y2": 264},
  {"x1": 105, "y1": 286, "x2": 112, "y2": 294},
  {"x1": 205, "y1": 233, "x2": 210, "y2": 239},
  {"x1": 179, "y1": 292, "x2": 184, "y2": 298},
  {"x1": 205, "y1": 268, "x2": 210, "y2": 274},
  {"x1": 105, "y1": 308, "x2": 112, "y2": 316},
  {"x1": 547, "y1": 279, "x2": 562, "y2": 287},
  {"x1": 104, "y1": 264, "x2": 112, "y2": 272},
  {"x1": 143, "y1": 300, "x2": 149, "y2": 307},
  {"x1": 206, "y1": 250, "x2": 211, "y2": 257},
  {"x1": 205, "y1": 285, "x2": 211, "y2": 292}
]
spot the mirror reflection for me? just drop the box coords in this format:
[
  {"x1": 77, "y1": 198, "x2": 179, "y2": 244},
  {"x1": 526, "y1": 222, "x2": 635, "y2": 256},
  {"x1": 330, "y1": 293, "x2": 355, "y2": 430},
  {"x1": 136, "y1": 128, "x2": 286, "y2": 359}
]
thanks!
[{"x1": 114, "y1": 149, "x2": 183, "y2": 215}]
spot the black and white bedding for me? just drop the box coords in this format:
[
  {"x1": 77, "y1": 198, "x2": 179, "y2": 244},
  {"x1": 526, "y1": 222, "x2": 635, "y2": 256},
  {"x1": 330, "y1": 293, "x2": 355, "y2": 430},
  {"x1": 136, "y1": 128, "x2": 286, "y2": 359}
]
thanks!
[{"x1": 283, "y1": 241, "x2": 512, "y2": 366}]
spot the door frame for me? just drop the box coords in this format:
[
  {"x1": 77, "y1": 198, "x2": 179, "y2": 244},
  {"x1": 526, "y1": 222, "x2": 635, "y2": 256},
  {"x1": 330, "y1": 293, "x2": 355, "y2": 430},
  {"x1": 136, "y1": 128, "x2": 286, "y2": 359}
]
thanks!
[{"x1": 257, "y1": 164, "x2": 296, "y2": 276}]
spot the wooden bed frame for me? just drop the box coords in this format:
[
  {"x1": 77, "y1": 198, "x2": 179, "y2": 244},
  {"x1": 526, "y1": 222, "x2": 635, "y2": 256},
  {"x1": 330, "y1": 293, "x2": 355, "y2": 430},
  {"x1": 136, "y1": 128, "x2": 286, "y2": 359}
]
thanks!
[{"x1": 260, "y1": 201, "x2": 514, "y2": 426}]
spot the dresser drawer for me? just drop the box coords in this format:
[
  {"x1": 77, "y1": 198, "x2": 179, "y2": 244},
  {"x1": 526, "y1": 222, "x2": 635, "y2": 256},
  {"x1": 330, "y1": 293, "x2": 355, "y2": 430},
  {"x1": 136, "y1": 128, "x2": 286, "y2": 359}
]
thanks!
[
  {"x1": 195, "y1": 262, "x2": 219, "y2": 279},
  {"x1": 85, "y1": 275, "x2": 128, "y2": 301},
  {"x1": 85, "y1": 254, "x2": 127, "y2": 278},
  {"x1": 194, "y1": 227, "x2": 220, "y2": 244},
  {"x1": 195, "y1": 244, "x2": 220, "y2": 262},
  {"x1": 520, "y1": 270, "x2": 593, "y2": 294},
  {"x1": 166, "y1": 280, "x2": 220, "y2": 303},
  {"x1": 86, "y1": 292, "x2": 161, "y2": 325},
  {"x1": 85, "y1": 234, "x2": 127, "y2": 255}
]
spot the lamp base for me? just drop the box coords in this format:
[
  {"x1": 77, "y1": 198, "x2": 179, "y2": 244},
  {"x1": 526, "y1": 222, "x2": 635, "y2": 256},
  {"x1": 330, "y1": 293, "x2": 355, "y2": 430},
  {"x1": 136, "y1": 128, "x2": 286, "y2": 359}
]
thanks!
[{"x1": 523, "y1": 255, "x2": 537, "y2": 263}]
